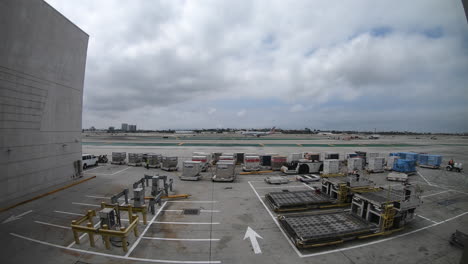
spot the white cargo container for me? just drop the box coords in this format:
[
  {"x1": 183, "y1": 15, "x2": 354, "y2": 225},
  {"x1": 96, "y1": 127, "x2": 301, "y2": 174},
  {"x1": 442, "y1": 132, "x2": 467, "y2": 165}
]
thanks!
[
  {"x1": 323, "y1": 159, "x2": 340, "y2": 174},
  {"x1": 146, "y1": 154, "x2": 161, "y2": 168},
  {"x1": 128, "y1": 153, "x2": 143, "y2": 166},
  {"x1": 212, "y1": 160, "x2": 236, "y2": 182},
  {"x1": 193, "y1": 152, "x2": 212, "y2": 163},
  {"x1": 347, "y1": 158, "x2": 363, "y2": 171},
  {"x1": 181, "y1": 161, "x2": 202, "y2": 181},
  {"x1": 243, "y1": 155, "x2": 261, "y2": 171},
  {"x1": 366, "y1": 153, "x2": 382, "y2": 163},
  {"x1": 192, "y1": 155, "x2": 210, "y2": 171},
  {"x1": 386, "y1": 156, "x2": 399, "y2": 170},
  {"x1": 111, "y1": 152, "x2": 126, "y2": 165},
  {"x1": 368, "y1": 157, "x2": 385, "y2": 173},
  {"x1": 161, "y1": 156, "x2": 178, "y2": 171}
]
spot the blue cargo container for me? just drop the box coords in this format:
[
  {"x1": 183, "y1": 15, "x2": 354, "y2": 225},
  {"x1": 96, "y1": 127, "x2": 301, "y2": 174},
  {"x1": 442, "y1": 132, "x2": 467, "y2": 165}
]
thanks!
[
  {"x1": 397, "y1": 152, "x2": 419, "y2": 161},
  {"x1": 419, "y1": 154, "x2": 442, "y2": 168},
  {"x1": 389, "y1": 153, "x2": 399, "y2": 157},
  {"x1": 393, "y1": 159, "x2": 416, "y2": 173}
]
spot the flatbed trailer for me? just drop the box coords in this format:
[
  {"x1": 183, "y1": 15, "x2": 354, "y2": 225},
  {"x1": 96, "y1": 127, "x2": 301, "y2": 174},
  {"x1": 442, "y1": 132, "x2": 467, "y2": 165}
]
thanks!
[
  {"x1": 278, "y1": 212, "x2": 379, "y2": 248},
  {"x1": 265, "y1": 190, "x2": 339, "y2": 212},
  {"x1": 278, "y1": 184, "x2": 422, "y2": 249}
]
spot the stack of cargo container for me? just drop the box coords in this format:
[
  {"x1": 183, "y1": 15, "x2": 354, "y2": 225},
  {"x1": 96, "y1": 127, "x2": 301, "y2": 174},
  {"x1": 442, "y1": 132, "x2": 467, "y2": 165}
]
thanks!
[{"x1": 323, "y1": 159, "x2": 340, "y2": 174}]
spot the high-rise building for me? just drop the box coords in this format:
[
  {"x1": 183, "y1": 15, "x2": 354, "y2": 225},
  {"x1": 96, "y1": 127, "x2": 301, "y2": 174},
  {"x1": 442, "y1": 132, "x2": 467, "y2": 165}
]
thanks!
[
  {"x1": 0, "y1": 0, "x2": 89, "y2": 205},
  {"x1": 121, "y1": 123, "x2": 128, "y2": 131},
  {"x1": 129, "y1": 124, "x2": 137, "y2": 132}
]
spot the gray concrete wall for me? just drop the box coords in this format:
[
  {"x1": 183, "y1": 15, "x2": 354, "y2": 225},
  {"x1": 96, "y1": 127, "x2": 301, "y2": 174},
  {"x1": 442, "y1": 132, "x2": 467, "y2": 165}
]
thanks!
[{"x1": 0, "y1": 0, "x2": 88, "y2": 205}]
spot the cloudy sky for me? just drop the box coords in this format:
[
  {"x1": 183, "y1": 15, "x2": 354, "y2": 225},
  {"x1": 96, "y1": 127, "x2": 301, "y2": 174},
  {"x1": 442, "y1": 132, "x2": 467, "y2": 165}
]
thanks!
[{"x1": 46, "y1": 0, "x2": 468, "y2": 132}]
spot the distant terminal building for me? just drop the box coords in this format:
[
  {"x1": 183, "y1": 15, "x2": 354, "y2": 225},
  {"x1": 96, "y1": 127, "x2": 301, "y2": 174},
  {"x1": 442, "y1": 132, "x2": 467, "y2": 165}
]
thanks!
[
  {"x1": 0, "y1": 0, "x2": 88, "y2": 205},
  {"x1": 121, "y1": 123, "x2": 128, "y2": 131},
  {"x1": 108, "y1": 126, "x2": 115, "y2": 132},
  {"x1": 128, "y1": 124, "x2": 137, "y2": 132},
  {"x1": 175, "y1": 130, "x2": 195, "y2": 134}
]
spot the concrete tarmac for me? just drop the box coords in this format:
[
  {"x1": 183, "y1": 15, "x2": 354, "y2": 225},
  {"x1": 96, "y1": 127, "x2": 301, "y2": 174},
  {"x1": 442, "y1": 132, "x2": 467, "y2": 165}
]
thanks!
[{"x1": 1, "y1": 134, "x2": 467, "y2": 264}]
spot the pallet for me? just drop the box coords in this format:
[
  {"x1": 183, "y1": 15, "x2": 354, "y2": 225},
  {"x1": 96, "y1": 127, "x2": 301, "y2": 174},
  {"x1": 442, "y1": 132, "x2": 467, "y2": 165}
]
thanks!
[
  {"x1": 111, "y1": 161, "x2": 126, "y2": 165},
  {"x1": 127, "y1": 163, "x2": 142, "y2": 167},
  {"x1": 161, "y1": 167, "x2": 178, "y2": 171},
  {"x1": 180, "y1": 176, "x2": 201, "y2": 181},
  {"x1": 321, "y1": 173, "x2": 345, "y2": 177}
]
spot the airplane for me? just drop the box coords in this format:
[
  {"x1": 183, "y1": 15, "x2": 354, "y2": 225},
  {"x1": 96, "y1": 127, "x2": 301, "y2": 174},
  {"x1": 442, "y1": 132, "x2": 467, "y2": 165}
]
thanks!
[
  {"x1": 368, "y1": 134, "x2": 381, "y2": 139},
  {"x1": 241, "y1": 127, "x2": 276, "y2": 137}
]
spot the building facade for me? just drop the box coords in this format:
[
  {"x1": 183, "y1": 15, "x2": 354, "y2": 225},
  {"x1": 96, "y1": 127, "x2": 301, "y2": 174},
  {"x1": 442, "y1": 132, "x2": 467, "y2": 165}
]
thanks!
[{"x1": 0, "y1": 0, "x2": 89, "y2": 205}]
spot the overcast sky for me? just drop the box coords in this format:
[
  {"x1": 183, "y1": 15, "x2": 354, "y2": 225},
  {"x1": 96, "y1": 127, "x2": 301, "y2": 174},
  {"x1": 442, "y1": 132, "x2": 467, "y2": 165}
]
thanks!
[{"x1": 46, "y1": 0, "x2": 468, "y2": 132}]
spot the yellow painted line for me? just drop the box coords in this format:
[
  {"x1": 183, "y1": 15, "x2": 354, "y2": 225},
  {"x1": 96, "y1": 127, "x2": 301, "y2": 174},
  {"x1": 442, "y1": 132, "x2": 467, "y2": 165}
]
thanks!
[
  {"x1": 259, "y1": 143, "x2": 264, "y2": 147},
  {"x1": 178, "y1": 142, "x2": 184, "y2": 146},
  {"x1": 296, "y1": 144, "x2": 303, "y2": 147}
]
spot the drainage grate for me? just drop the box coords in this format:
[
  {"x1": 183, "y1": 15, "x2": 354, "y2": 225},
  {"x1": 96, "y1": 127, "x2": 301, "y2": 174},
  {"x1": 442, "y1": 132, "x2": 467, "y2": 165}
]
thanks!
[{"x1": 183, "y1": 208, "x2": 200, "y2": 215}]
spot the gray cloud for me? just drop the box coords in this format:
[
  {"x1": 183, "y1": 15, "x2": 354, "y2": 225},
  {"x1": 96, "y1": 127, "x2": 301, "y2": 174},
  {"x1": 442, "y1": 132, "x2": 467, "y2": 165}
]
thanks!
[{"x1": 46, "y1": 0, "x2": 468, "y2": 132}]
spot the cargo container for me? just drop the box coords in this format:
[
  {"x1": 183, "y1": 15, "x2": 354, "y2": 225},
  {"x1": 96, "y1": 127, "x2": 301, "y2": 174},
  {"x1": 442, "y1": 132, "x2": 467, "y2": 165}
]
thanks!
[
  {"x1": 243, "y1": 155, "x2": 261, "y2": 171},
  {"x1": 181, "y1": 161, "x2": 202, "y2": 181},
  {"x1": 161, "y1": 156, "x2": 178, "y2": 171},
  {"x1": 212, "y1": 160, "x2": 236, "y2": 182},
  {"x1": 111, "y1": 152, "x2": 126, "y2": 165}
]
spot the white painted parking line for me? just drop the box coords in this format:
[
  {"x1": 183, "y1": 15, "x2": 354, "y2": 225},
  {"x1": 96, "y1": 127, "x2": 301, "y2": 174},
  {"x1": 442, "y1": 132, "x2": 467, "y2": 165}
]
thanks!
[
  {"x1": 416, "y1": 214, "x2": 439, "y2": 224},
  {"x1": 85, "y1": 195, "x2": 109, "y2": 199},
  {"x1": 417, "y1": 171, "x2": 436, "y2": 186},
  {"x1": 167, "y1": 201, "x2": 217, "y2": 203},
  {"x1": 35, "y1": 221, "x2": 71, "y2": 230},
  {"x1": 421, "y1": 190, "x2": 450, "y2": 198},
  {"x1": 255, "y1": 185, "x2": 308, "y2": 189},
  {"x1": 10, "y1": 233, "x2": 221, "y2": 263},
  {"x1": 82, "y1": 166, "x2": 103, "y2": 173},
  {"x1": 90, "y1": 167, "x2": 131, "y2": 176},
  {"x1": 154, "y1": 221, "x2": 219, "y2": 225},
  {"x1": 125, "y1": 201, "x2": 168, "y2": 257},
  {"x1": 72, "y1": 202, "x2": 100, "y2": 207},
  {"x1": 54, "y1": 210, "x2": 83, "y2": 216},
  {"x1": 143, "y1": 237, "x2": 220, "y2": 241},
  {"x1": 301, "y1": 183, "x2": 316, "y2": 190},
  {"x1": 248, "y1": 181, "x2": 303, "y2": 257}
]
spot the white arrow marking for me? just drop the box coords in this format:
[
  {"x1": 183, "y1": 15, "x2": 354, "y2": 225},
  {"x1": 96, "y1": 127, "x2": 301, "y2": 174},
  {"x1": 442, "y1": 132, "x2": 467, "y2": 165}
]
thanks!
[
  {"x1": 244, "y1": 226, "x2": 263, "y2": 254},
  {"x1": 2, "y1": 210, "x2": 33, "y2": 224}
]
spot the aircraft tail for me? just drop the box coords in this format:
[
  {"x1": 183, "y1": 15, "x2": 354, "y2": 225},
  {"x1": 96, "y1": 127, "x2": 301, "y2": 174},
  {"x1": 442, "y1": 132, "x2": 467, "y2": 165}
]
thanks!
[{"x1": 269, "y1": 127, "x2": 276, "y2": 134}]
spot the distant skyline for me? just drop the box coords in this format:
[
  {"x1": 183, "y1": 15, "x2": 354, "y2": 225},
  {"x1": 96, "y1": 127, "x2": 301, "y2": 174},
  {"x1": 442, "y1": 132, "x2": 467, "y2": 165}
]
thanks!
[{"x1": 47, "y1": 0, "x2": 468, "y2": 133}]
